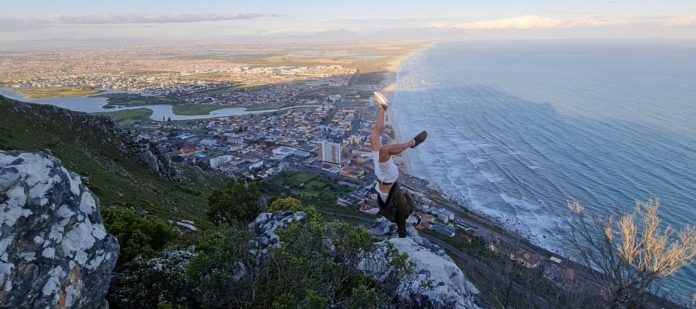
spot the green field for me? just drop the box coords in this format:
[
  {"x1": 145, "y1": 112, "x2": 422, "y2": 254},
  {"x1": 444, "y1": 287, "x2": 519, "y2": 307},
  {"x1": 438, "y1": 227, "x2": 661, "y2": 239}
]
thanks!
[
  {"x1": 263, "y1": 171, "x2": 353, "y2": 210},
  {"x1": 16, "y1": 87, "x2": 99, "y2": 99},
  {"x1": 172, "y1": 104, "x2": 226, "y2": 115},
  {"x1": 97, "y1": 108, "x2": 153, "y2": 125},
  {"x1": 101, "y1": 93, "x2": 184, "y2": 107},
  {"x1": 170, "y1": 103, "x2": 309, "y2": 115}
]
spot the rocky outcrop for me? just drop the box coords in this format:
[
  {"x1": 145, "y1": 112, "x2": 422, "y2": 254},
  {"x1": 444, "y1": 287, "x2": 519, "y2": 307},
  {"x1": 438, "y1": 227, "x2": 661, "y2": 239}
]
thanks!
[
  {"x1": 0, "y1": 151, "x2": 119, "y2": 308},
  {"x1": 361, "y1": 218, "x2": 481, "y2": 308},
  {"x1": 247, "y1": 212, "x2": 481, "y2": 308},
  {"x1": 118, "y1": 137, "x2": 182, "y2": 182},
  {"x1": 360, "y1": 236, "x2": 481, "y2": 309},
  {"x1": 367, "y1": 217, "x2": 419, "y2": 238},
  {"x1": 248, "y1": 211, "x2": 306, "y2": 259}
]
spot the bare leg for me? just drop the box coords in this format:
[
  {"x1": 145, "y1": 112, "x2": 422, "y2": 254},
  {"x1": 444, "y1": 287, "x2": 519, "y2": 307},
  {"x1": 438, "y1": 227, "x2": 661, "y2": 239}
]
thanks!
[
  {"x1": 383, "y1": 140, "x2": 416, "y2": 156},
  {"x1": 371, "y1": 107, "x2": 385, "y2": 152}
]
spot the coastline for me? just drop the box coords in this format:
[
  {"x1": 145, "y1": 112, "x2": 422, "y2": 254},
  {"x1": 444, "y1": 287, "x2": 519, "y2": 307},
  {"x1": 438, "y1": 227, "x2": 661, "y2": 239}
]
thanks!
[
  {"x1": 380, "y1": 44, "x2": 431, "y2": 175},
  {"x1": 377, "y1": 42, "x2": 693, "y2": 305}
]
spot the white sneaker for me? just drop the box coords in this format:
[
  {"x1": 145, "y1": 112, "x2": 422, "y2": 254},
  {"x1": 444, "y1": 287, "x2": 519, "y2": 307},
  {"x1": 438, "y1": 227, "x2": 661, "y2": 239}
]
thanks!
[{"x1": 373, "y1": 91, "x2": 389, "y2": 110}]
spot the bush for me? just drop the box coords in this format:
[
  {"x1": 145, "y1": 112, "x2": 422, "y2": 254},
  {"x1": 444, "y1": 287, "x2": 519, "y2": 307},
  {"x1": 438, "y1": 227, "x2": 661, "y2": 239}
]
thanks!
[
  {"x1": 207, "y1": 179, "x2": 261, "y2": 224},
  {"x1": 108, "y1": 206, "x2": 396, "y2": 308},
  {"x1": 102, "y1": 207, "x2": 177, "y2": 265},
  {"x1": 269, "y1": 197, "x2": 302, "y2": 212},
  {"x1": 186, "y1": 227, "x2": 255, "y2": 308},
  {"x1": 566, "y1": 199, "x2": 696, "y2": 307},
  {"x1": 253, "y1": 207, "x2": 389, "y2": 307},
  {"x1": 107, "y1": 250, "x2": 195, "y2": 308}
]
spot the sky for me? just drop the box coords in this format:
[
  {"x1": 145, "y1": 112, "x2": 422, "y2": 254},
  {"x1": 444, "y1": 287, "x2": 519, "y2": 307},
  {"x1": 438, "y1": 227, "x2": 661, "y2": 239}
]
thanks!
[{"x1": 2, "y1": 0, "x2": 696, "y2": 48}]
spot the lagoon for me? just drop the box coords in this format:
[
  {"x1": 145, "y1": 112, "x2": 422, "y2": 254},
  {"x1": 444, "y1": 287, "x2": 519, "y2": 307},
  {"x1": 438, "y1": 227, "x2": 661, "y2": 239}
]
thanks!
[{"x1": 0, "y1": 87, "x2": 321, "y2": 121}]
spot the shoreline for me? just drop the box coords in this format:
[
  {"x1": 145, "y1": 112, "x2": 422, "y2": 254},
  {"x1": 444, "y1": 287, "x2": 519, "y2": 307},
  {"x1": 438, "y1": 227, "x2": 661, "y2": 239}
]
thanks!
[
  {"x1": 376, "y1": 42, "x2": 692, "y2": 305},
  {"x1": 379, "y1": 43, "x2": 561, "y2": 252},
  {"x1": 380, "y1": 43, "x2": 432, "y2": 175}
]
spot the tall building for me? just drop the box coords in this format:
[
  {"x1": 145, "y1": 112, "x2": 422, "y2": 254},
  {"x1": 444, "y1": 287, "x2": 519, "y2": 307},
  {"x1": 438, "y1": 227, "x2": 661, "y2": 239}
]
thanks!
[{"x1": 318, "y1": 141, "x2": 342, "y2": 164}]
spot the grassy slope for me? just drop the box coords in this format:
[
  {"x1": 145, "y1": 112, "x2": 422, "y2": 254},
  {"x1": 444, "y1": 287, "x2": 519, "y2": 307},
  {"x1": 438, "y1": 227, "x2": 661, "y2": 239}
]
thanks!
[{"x1": 0, "y1": 96, "x2": 221, "y2": 224}]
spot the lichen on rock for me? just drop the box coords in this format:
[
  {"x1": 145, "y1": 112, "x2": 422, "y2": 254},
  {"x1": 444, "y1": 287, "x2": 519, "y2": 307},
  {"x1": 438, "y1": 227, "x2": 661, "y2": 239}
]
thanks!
[{"x1": 0, "y1": 150, "x2": 119, "y2": 308}]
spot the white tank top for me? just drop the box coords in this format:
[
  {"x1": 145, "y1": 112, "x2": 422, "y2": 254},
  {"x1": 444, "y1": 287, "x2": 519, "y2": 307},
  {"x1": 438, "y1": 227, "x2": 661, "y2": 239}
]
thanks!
[{"x1": 372, "y1": 151, "x2": 399, "y2": 183}]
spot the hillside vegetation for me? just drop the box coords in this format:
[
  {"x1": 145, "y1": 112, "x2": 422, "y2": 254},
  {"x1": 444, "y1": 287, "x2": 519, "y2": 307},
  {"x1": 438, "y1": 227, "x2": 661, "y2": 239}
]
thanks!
[{"x1": 0, "y1": 96, "x2": 222, "y2": 223}]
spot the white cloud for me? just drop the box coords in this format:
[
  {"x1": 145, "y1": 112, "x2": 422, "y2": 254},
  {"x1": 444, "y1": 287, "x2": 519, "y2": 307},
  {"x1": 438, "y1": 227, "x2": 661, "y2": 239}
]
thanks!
[
  {"x1": 661, "y1": 13, "x2": 696, "y2": 27},
  {"x1": 434, "y1": 15, "x2": 629, "y2": 30},
  {"x1": 1, "y1": 12, "x2": 277, "y2": 25}
]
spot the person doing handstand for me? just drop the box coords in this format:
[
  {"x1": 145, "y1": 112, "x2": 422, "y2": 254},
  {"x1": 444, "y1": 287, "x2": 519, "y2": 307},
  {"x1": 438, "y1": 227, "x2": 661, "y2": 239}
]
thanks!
[{"x1": 371, "y1": 91, "x2": 427, "y2": 237}]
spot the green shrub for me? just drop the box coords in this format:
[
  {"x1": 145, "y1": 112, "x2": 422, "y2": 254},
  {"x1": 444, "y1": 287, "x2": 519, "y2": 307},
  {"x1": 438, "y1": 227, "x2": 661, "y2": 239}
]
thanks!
[
  {"x1": 253, "y1": 207, "x2": 388, "y2": 307},
  {"x1": 344, "y1": 284, "x2": 390, "y2": 309},
  {"x1": 207, "y1": 179, "x2": 261, "y2": 224},
  {"x1": 107, "y1": 251, "x2": 194, "y2": 308},
  {"x1": 102, "y1": 207, "x2": 177, "y2": 264},
  {"x1": 186, "y1": 226, "x2": 255, "y2": 308},
  {"x1": 269, "y1": 197, "x2": 302, "y2": 212},
  {"x1": 108, "y1": 207, "x2": 393, "y2": 308}
]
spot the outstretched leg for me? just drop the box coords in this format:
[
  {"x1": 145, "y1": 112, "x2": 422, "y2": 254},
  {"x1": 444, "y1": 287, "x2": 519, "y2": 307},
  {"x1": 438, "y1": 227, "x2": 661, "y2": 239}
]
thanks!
[
  {"x1": 382, "y1": 140, "x2": 416, "y2": 156},
  {"x1": 370, "y1": 106, "x2": 385, "y2": 152}
]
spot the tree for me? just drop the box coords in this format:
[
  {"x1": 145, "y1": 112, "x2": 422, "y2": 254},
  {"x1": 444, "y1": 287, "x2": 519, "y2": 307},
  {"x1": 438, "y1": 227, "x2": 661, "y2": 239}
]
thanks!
[
  {"x1": 269, "y1": 197, "x2": 302, "y2": 212},
  {"x1": 207, "y1": 179, "x2": 261, "y2": 224},
  {"x1": 566, "y1": 199, "x2": 696, "y2": 308}
]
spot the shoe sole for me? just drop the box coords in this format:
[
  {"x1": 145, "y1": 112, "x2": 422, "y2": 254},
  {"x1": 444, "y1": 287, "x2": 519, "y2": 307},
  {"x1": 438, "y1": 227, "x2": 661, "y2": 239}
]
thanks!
[{"x1": 374, "y1": 91, "x2": 389, "y2": 108}]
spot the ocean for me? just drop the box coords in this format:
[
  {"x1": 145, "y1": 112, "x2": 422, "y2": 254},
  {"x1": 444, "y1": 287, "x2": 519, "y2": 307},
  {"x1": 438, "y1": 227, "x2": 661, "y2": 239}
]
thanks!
[{"x1": 393, "y1": 40, "x2": 696, "y2": 301}]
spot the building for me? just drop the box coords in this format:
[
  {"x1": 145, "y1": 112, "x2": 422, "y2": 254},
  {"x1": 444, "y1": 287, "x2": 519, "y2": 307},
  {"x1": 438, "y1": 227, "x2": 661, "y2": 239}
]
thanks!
[
  {"x1": 328, "y1": 94, "x2": 341, "y2": 102},
  {"x1": 433, "y1": 208, "x2": 455, "y2": 224},
  {"x1": 318, "y1": 141, "x2": 342, "y2": 164},
  {"x1": 209, "y1": 155, "x2": 234, "y2": 169},
  {"x1": 272, "y1": 146, "x2": 297, "y2": 159},
  {"x1": 510, "y1": 249, "x2": 542, "y2": 268},
  {"x1": 455, "y1": 219, "x2": 474, "y2": 232},
  {"x1": 430, "y1": 223, "x2": 456, "y2": 237}
]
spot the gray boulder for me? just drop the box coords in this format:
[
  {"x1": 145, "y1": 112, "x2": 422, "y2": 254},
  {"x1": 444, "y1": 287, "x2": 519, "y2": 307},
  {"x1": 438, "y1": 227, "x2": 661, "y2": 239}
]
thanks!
[
  {"x1": 248, "y1": 211, "x2": 306, "y2": 258},
  {"x1": 0, "y1": 151, "x2": 119, "y2": 308},
  {"x1": 367, "y1": 217, "x2": 419, "y2": 238},
  {"x1": 359, "y1": 233, "x2": 481, "y2": 308}
]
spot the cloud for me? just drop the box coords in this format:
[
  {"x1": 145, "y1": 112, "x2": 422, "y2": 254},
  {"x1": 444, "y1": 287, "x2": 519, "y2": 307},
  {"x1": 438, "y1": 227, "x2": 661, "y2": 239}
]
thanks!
[
  {"x1": 434, "y1": 15, "x2": 629, "y2": 30},
  {"x1": 661, "y1": 13, "x2": 696, "y2": 27},
  {"x1": 2, "y1": 12, "x2": 277, "y2": 25}
]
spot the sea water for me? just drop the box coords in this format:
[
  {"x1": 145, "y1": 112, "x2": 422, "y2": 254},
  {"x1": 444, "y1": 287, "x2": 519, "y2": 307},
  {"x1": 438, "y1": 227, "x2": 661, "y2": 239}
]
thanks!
[{"x1": 393, "y1": 40, "x2": 696, "y2": 302}]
